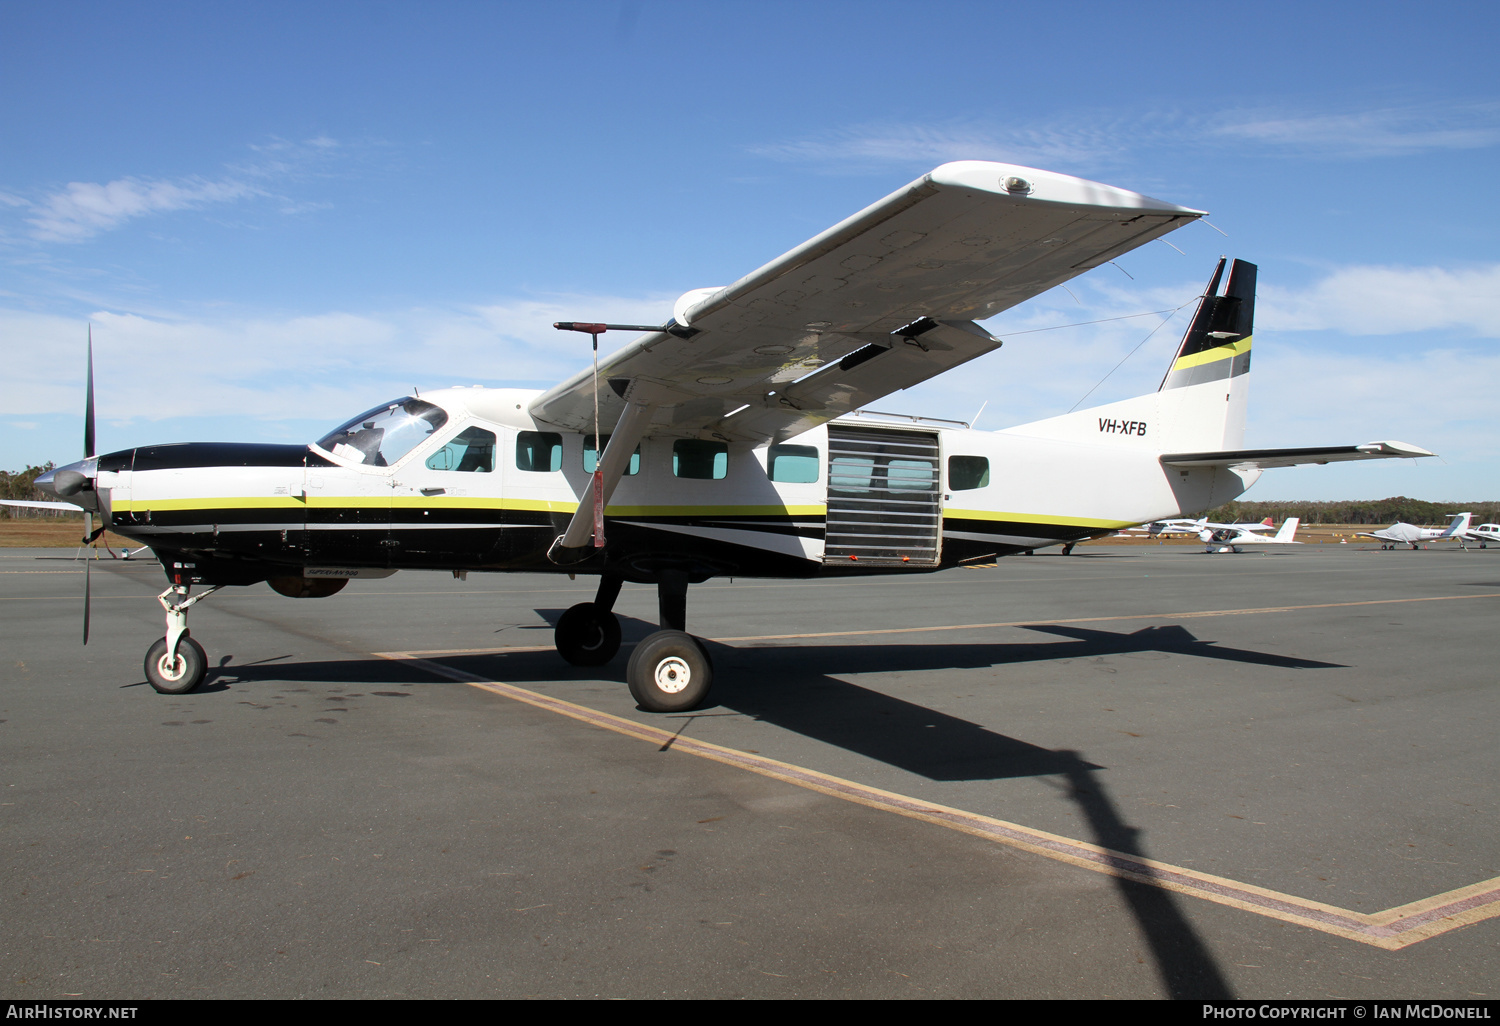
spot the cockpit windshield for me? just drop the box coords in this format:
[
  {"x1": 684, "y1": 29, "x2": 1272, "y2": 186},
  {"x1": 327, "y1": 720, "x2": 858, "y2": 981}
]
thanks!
[{"x1": 316, "y1": 398, "x2": 449, "y2": 467}]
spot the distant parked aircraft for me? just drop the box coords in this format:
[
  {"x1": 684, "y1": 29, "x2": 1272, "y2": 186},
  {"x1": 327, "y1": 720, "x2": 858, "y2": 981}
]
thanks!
[
  {"x1": 1356, "y1": 513, "x2": 1472, "y2": 550},
  {"x1": 1458, "y1": 521, "x2": 1500, "y2": 549},
  {"x1": 1199, "y1": 517, "x2": 1301, "y2": 553}
]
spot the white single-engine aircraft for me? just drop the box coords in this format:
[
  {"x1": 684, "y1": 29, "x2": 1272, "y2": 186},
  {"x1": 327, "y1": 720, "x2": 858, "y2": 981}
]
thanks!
[
  {"x1": 1461, "y1": 522, "x2": 1499, "y2": 549},
  {"x1": 1356, "y1": 513, "x2": 1471, "y2": 550},
  {"x1": 26, "y1": 162, "x2": 1434, "y2": 711},
  {"x1": 1197, "y1": 517, "x2": 1301, "y2": 553}
]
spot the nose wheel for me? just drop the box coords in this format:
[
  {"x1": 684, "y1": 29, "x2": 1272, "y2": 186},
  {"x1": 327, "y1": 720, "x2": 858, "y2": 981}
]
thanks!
[
  {"x1": 145, "y1": 635, "x2": 208, "y2": 694},
  {"x1": 144, "y1": 583, "x2": 221, "y2": 694}
]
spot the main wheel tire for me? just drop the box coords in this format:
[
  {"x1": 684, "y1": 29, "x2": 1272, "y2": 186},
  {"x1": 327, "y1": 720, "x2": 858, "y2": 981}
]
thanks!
[
  {"x1": 626, "y1": 630, "x2": 712, "y2": 712},
  {"x1": 144, "y1": 636, "x2": 208, "y2": 694},
  {"x1": 555, "y1": 602, "x2": 622, "y2": 666}
]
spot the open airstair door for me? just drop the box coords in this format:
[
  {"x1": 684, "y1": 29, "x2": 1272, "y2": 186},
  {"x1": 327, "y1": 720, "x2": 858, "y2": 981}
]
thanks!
[{"x1": 823, "y1": 425, "x2": 943, "y2": 567}]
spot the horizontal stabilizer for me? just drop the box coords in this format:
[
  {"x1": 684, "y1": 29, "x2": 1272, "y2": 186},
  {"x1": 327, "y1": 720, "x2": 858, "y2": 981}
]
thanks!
[{"x1": 1160, "y1": 441, "x2": 1434, "y2": 471}]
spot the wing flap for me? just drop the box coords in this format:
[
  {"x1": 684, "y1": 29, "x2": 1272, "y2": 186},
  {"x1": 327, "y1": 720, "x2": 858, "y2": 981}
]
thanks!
[
  {"x1": 1160, "y1": 441, "x2": 1435, "y2": 470},
  {"x1": 530, "y1": 161, "x2": 1202, "y2": 441}
]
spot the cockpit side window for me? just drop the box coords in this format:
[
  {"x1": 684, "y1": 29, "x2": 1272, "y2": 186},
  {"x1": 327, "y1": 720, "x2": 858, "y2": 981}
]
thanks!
[
  {"x1": 426, "y1": 427, "x2": 497, "y2": 473},
  {"x1": 318, "y1": 398, "x2": 449, "y2": 468}
]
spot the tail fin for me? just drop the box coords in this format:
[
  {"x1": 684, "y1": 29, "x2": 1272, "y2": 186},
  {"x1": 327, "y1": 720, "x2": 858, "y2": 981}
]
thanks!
[
  {"x1": 999, "y1": 257, "x2": 1257, "y2": 468},
  {"x1": 1439, "y1": 512, "x2": 1472, "y2": 538},
  {"x1": 1159, "y1": 258, "x2": 1256, "y2": 392},
  {"x1": 1274, "y1": 517, "x2": 1300, "y2": 542}
]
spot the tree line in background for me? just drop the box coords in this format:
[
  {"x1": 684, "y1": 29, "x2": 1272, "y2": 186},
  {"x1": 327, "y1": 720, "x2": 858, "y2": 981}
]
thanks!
[
  {"x1": 1204, "y1": 497, "x2": 1499, "y2": 526},
  {"x1": 0, "y1": 463, "x2": 69, "y2": 519}
]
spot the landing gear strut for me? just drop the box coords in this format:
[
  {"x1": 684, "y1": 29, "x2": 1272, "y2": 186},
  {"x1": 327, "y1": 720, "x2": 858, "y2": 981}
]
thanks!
[
  {"x1": 144, "y1": 584, "x2": 222, "y2": 694},
  {"x1": 627, "y1": 570, "x2": 713, "y2": 713},
  {"x1": 552, "y1": 570, "x2": 715, "y2": 712},
  {"x1": 555, "y1": 575, "x2": 623, "y2": 667}
]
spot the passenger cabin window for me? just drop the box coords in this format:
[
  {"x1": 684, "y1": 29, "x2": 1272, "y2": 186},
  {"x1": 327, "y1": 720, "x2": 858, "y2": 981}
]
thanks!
[
  {"x1": 317, "y1": 398, "x2": 448, "y2": 468},
  {"x1": 829, "y1": 456, "x2": 875, "y2": 492},
  {"x1": 516, "y1": 431, "x2": 563, "y2": 472},
  {"x1": 583, "y1": 435, "x2": 640, "y2": 476},
  {"x1": 887, "y1": 459, "x2": 937, "y2": 492},
  {"x1": 768, "y1": 444, "x2": 819, "y2": 483},
  {"x1": 948, "y1": 455, "x2": 991, "y2": 491},
  {"x1": 673, "y1": 439, "x2": 728, "y2": 480},
  {"x1": 426, "y1": 427, "x2": 497, "y2": 472}
]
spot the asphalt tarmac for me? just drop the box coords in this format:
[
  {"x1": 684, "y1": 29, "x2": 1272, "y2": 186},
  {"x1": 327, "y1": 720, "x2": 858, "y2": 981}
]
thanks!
[{"x1": 1, "y1": 542, "x2": 1496, "y2": 999}]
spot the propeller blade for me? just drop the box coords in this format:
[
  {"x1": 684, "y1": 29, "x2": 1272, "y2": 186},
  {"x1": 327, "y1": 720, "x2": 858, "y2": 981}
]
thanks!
[
  {"x1": 84, "y1": 325, "x2": 96, "y2": 458},
  {"x1": 83, "y1": 511, "x2": 92, "y2": 645}
]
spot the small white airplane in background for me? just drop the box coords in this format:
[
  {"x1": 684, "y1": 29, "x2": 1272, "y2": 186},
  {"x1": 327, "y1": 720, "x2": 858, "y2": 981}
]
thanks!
[
  {"x1": 1199, "y1": 517, "x2": 1300, "y2": 553},
  {"x1": 1356, "y1": 513, "x2": 1472, "y2": 550},
  {"x1": 1461, "y1": 522, "x2": 1500, "y2": 549}
]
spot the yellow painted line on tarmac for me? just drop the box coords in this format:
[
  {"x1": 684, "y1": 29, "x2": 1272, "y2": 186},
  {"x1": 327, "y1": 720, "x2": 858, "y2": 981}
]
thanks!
[
  {"x1": 393, "y1": 593, "x2": 1500, "y2": 655},
  {"x1": 374, "y1": 647, "x2": 1500, "y2": 950},
  {"x1": 713, "y1": 592, "x2": 1500, "y2": 643}
]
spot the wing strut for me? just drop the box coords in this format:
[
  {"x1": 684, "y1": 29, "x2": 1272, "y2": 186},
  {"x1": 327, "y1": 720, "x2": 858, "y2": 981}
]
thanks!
[{"x1": 549, "y1": 322, "x2": 665, "y2": 565}]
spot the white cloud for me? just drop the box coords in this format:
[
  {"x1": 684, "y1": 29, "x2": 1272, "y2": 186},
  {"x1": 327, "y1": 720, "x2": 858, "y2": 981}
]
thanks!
[
  {"x1": 1260, "y1": 264, "x2": 1500, "y2": 337},
  {"x1": 751, "y1": 101, "x2": 1500, "y2": 173},
  {"x1": 14, "y1": 135, "x2": 346, "y2": 243},
  {"x1": 26, "y1": 176, "x2": 263, "y2": 242},
  {"x1": 1214, "y1": 101, "x2": 1500, "y2": 157},
  {"x1": 0, "y1": 293, "x2": 677, "y2": 425},
  {"x1": 747, "y1": 119, "x2": 1129, "y2": 172}
]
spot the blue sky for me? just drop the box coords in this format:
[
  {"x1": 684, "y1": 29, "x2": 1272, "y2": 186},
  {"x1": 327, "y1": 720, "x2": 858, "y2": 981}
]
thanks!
[{"x1": 2, "y1": 0, "x2": 1497, "y2": 501}]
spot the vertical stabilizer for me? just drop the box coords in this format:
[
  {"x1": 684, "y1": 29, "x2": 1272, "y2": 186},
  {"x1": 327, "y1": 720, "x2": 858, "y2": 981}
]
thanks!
[
  {"x1": 1000, "y1": 257, "x2": 1257, "y2": 458},
  {"x1": 1159, "y1": 258, "x2": 1256, "y2": 392},
  {"x1": 1274, "y1": 517, "x2": 1300, "y2": 542},
  {"x1": 1439, "y1": 512, "x2": 1472, "y2": 539}
]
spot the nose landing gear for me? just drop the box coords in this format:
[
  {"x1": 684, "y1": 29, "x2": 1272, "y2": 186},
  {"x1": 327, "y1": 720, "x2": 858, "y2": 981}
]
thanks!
[{"x1": 144, "y1": 584, "x2": 222, "y2": 694}]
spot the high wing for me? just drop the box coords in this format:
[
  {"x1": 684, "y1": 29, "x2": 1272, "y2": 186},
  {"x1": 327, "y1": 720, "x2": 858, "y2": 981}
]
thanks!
[
  {"x1": 1159, "y1": 441, "x2": 1434, "y2": 471},
  {"x1": 529, "y1": 161, "x2": 1203, "y2": 444}
]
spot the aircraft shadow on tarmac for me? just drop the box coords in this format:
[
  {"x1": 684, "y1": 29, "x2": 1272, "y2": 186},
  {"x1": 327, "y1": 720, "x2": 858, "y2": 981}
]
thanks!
[
  {"x1": 192, "y1": 615, "x2": 1343, "y2": 784},
  {"x1": 181, "y1": 617, "x2": 1239, "y2": 997}
]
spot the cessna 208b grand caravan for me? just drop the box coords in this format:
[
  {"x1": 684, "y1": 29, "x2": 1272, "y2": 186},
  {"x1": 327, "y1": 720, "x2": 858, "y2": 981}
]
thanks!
[{"x1": 28, "y1": 161, "x2": 1433, "y2": 712}]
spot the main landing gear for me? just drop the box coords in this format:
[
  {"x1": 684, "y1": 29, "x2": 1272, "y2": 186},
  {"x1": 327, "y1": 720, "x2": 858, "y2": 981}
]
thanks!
[
  {"x1": 554, "y1": 570, "x2": 713, "y2": 713},
  {"x1": 144, "y1": 583, "x2": 222, "y2": 694}
]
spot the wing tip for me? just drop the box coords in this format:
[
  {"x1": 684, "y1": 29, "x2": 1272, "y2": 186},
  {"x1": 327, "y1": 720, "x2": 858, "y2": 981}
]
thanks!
[{"x1": 926, "y1": 160, "x2": 1207, "y2": 216}]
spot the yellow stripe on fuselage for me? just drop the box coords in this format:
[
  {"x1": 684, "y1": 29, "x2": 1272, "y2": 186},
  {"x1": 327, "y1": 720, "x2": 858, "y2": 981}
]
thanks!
[
  {"x1": 944, "y1": 508, "x2": 1133, "y2": 530},
  {"x1": 1170, "y1": 335, "x2": 1251, "y2": 373},
  {"x1": 113, "y1": 496, "x2": 827, "y2": 518}
]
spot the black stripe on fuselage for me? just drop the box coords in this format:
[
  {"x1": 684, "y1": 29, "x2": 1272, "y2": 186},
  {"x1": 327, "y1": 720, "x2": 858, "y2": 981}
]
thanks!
[{"x1": 101, "y1": 442, "x2": 334, "y2": 472}]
